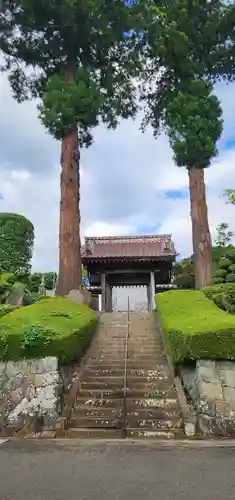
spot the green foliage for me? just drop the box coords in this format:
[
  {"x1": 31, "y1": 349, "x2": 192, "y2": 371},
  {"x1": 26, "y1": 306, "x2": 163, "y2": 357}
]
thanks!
[
  {"x1": 0, "y1": 213, "x2": 34, "y2": 274},
  {"x1": 229, "y1": 264, "x2": 235, "y2": 273},
  {"x1": 226, "y1": 274, "x2": 235, "y2": 283},
  {"x1": 23, "y1": 291, "x2": 43, "y2": 306},
  {"x1": 213, "y1": 277, "x2": 225, "y2": 284},
  {"x1": 224, "y1": 189, "x2": 235, "y2": 205},
  {"x1": 156, "y1": 290, "x2": 235, "y2": 362},
  {"x1": 0, "y1": 297, "x2": 97, "y2": 361},
  {"x1": 164, "y1": 80, "x2": 223, "y2": 169},
  {"x1": 0, "y1": 0, "x2": 142, "y2": 144},
  {"x1": 218, "y1": 258, "x2": 233, "y2": 269},
  {"x1": 140, "y1": 0, "x2": 234, "y2": 136},
  {"x1": 0, "y1": 304, "x2": 16, "y2": 319},
  {"x1": 214, "y1": 269, "x2": 227, "y2": 279},
  {"x1": 203, "y1": 283, "x2": 235, "y2": 314},
  {"x1": 175, "y1": 273, "x2": 194, "y2": 290},
  {"x1": 20, "y1": 324, "x2": 56, "y2": 353},
  {"x1": 215, "y1": 223, "x2": 234, "y2": 247}
]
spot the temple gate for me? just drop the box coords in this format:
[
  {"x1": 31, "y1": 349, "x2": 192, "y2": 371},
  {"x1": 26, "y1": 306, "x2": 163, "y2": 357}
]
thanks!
[{"x1": 82, "y1": 235, "x2": 177, "y2": 312}]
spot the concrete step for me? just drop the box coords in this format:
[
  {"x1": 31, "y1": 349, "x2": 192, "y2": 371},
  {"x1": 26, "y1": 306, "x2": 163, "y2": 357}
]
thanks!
[
  {"x1": 66, "y1": 427, "x2": 124, "y2": 439},
  {"x1": 127, "y1": 368, "x2": 170, "y2": 378}
]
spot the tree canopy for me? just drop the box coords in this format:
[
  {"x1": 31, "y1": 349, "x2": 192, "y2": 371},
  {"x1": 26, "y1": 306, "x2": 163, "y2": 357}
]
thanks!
[{"x1": 0, "y1": 213, "x2": 34, "y2": 274}]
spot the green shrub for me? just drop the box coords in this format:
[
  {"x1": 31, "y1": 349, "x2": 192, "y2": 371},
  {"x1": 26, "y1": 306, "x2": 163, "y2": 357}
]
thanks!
[
  {"x1": 23, "y1": 290, "x2": 43, "y2": 306},
  {"x1": 0, "y1": 304, "x2": 16, "y2": 318},
  {"x1": 225, "y1": 248, "x2": 235, "y2": 263},
  {"x1": 175, "y1": 273, "x2": 194, "y2": 289},
  {"x1": 229, "y1": 264, "x2": 235, "y2": 273},
  {"x1": 226, "y1": 274, "x2": 235, "y2": 283},
  {"x1": 219, "y1": 258, "x2": 233, "y2": 269},
  {"x1": 203, "y1": 283, "x2": 235, "y2": 314},
  {"x1": 0, "y1": 297, "x2": 97, "y2": 362},
  {"x1": 213, "y1": 276, "x2": 225, "y2": 284},
  {"x1": 214, "y1": 269, "x2": 227, "y2": 278},
  {"x1": 156, "y1": 290, "x2": 235, "y2": 362}
]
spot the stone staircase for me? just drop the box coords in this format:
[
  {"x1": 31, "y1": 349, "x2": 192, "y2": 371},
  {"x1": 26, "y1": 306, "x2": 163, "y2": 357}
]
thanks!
[{"x1": 67, "y1": 312, "x2": 183, "y2": 439}]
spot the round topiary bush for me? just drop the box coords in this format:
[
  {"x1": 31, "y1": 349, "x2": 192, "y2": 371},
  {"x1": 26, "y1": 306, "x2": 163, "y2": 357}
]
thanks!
[
  {"x1": 226, "y1": 274, "x2": 235, "y2": 283},
  {"x1": 229, "y1": 264, "x2": 235, "y2": 273},
  {"x1": 214, "y1": 269, "x2": 227, "y2": 278},
  {"x1": 213, "y1": 276, "x2": 225, "y2": 284},
  {"x1": 219, "y1": 258, "x2": 233, "y2": 269},
  {"x1": 225, "y1": 248, "x2": 235, "y2": 263}
]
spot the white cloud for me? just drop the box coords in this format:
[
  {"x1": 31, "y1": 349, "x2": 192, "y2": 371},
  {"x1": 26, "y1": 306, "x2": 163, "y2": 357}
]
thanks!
[{"x1": 0, "y1": 75, "x2": 235, "y2": 271}]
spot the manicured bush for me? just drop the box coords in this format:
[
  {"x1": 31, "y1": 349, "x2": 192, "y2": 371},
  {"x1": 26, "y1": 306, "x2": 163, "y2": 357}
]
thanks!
[
  {"x1": 213, "y1": 276, "x2": 225, "y2": 284},
  {"x1": 219, "y1": 258, "x2": 233, "y2": 269},
  {"x1": 156, "y1": 290, "x2": 235, "y2": 362},
  {"x1": 214, "y1": 269, "x2": 227, "y2": 278},
  {"x1": 0, "y1": 297, "x2": 97, "y2": 362},
  {"x1": 227, "y1": 274, "x2": 235, "y2": 283},
  {"x1": 229, "y1": 264, "x2": 235, "y2": 273},
  {"x1": 203, "y1": 283, "x2": 235, "y2": 314},
  {"x1": 0, "y1": 304, "x2": 16, "y2": 319}
]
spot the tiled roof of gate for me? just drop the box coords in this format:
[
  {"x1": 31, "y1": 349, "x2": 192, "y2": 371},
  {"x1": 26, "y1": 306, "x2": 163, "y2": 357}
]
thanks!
[{"x1": 82, "y1": 235, "x2": 177, "y2": 260}]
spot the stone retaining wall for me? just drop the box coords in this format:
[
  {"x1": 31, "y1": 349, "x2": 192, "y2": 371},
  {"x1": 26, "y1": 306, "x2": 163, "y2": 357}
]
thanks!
[
  {"x1": 0, "y1": 357, "x2": 72, "y2": 436},
  {"x1": 181, "y1": 360, "x2": 235, "y2": 437}
]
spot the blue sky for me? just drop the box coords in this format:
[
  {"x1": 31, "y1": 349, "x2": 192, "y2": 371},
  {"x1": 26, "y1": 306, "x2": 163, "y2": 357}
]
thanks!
[{"x1": 0, "y1": 73, "x2": 235, "y2": 271}]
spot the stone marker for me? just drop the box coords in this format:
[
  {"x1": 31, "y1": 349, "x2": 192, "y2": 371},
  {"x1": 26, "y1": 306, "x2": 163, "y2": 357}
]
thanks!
[
  {"x1": 67, "y1": 289, "x2": 91, "y2": 306},
  {"x1": 6, "y1": 282, "x2": 25, "y2": 306}
]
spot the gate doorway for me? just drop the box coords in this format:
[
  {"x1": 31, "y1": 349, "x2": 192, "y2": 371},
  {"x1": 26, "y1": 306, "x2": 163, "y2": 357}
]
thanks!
[{"x1": 112, "y1": 286, "x2": 148, "y2": 312}]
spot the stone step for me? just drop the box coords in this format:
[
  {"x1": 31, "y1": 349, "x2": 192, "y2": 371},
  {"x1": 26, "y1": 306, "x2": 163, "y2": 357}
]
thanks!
[
  {"x1": 81, "y1": 380, "x2": 124, "y2": 390},
  {"x1": 127, "y1": 368, "x2": 170, "y2": 377},
  {"x1": 125, "y1": 388, "x2": 176, "y2": 399},
  {"x1": 78, "y1": 388, "x2": 124, "y2": 398},
  {"x1": 126, "y1": 417, "x2": 181, "y2": 430},
  {"x1": 66, "y1": 427, "x2": 124, "y2": 439},
  {"x1": 126, "y1": 407, "x2": 180, "y2": 419},
  {"x1": 74, "y1": 397, "x2": 124, "y2": 408},
  {"x1": 69, "y1": 416, "x2": 124, "y2": 428},
  {"x1": 125, "y1": 428, "x2": 185, "y2": 439},
  {"x1": 73, "y1": 407, "x2": 124, "y2": 419},
  {"x1": 125, "y1": 397, "x2": 180, "y2": 410},
  {"x1": 126, "y1": 379, "x2": 173, "y2": 390},
  {"x1": 83, "y1": 369, "x2": 125, "y2": 378}
]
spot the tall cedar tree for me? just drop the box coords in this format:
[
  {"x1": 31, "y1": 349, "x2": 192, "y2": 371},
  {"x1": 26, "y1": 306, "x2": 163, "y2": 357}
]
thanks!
[
  {"x1": 140, "y1": 0, "x2": 234, "y2": 288},
  {"x1": 165, "y1": 80, "x2": 223, "y2": 289},
  {"x1": 0, "y1": 0, "x2": 143, "y2": 295}
]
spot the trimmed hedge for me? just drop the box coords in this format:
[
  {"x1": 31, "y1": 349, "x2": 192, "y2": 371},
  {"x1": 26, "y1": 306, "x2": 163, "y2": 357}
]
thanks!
[
  {"x1": 0, "y1": 297, "x2": 97, "y2": 362},
  {"x1": 156, "y1": 290, "x2": 235, "y2": 362}
]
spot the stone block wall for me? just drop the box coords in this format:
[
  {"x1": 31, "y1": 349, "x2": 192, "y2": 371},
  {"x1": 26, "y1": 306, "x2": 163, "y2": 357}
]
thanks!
[
  {"x1": 0, "y1": 357, "x2": 72, "y2": 436},
  {"x1": 181, "y1": 360, "x2": 235, "y2": 437}
]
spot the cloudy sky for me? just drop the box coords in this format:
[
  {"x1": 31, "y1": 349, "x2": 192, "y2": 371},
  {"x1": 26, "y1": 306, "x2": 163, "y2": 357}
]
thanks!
[{"x1": 0, "y1": 73, "x2": 235, "y2": 273}]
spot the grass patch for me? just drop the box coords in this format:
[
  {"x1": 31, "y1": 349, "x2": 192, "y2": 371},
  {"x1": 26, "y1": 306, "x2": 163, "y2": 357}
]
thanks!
[
  {"x1": 0, "y1": 296, "x2": 97, "y2": 362},
  {"x1": 156, "y1": 290, "x2": 235, "y2": 362}
]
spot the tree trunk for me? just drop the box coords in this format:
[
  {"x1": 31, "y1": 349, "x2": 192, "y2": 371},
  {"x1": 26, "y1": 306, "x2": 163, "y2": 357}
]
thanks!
[
  {"x1": 188, "y1": 166, "x2": 212, "y2": 289},
  {"x1": 56, "y1": 126, "x2": 82, "y2": 296}
]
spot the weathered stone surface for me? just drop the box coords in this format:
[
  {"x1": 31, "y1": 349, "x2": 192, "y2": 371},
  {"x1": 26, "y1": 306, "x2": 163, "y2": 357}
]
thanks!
[
  {"x1": 6, "y1": 282, "x2": 25, "y2": 306},
  {"x1": 67, "y1": 289, "x2": 85, "y2": 304},
  {"x1": 0, "y1": 357, "x2": 70, "y2": 435},
  {"x1": 181, "y1": 359, "x2": 235, "y2": 437}
]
